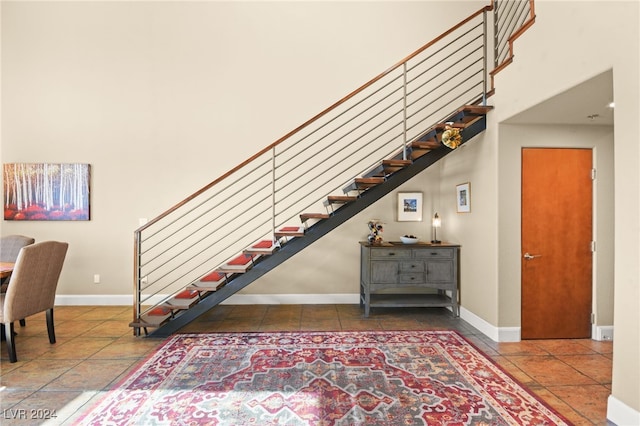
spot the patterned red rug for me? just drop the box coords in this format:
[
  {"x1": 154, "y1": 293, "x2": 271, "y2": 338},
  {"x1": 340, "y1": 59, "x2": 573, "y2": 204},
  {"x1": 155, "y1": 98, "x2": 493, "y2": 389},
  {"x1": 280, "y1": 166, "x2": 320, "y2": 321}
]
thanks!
[{"x1": 77, "y1": 330, "x2": 570, "y2": 425}]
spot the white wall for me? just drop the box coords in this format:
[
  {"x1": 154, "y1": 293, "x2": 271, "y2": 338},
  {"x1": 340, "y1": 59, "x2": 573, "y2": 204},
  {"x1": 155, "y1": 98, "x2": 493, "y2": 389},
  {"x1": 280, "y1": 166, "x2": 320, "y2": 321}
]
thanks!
[
  {"x1": 490, "y1": 1, "x2": 639, "y2": 421},
  {"x1": 0, "y1": 1, "x2": 483, "y2": 298},
  {"x1": 2, "y1": 1, "x2": 638, "y2": 421}
]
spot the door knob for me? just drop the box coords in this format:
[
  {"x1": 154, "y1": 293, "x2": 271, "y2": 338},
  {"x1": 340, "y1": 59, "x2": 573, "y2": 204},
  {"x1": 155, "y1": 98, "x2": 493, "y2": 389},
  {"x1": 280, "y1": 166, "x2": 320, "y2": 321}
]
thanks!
[{"x1": 523, "y1": 252, "x2": 542, "y2": 260}]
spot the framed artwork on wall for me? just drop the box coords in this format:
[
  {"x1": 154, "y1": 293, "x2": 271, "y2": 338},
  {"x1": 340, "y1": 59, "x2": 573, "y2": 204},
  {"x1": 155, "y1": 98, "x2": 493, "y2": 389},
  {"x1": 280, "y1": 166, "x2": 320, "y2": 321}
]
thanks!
[
  {"x1": 397, "y1": 192, "x2": 423, "y2": 221},
  {"x1": 3, "y1": 163, "x2": 91, "y2": 221},
  {"x1": 456, "y1": 182, "x2": 471, "y2": 213}
]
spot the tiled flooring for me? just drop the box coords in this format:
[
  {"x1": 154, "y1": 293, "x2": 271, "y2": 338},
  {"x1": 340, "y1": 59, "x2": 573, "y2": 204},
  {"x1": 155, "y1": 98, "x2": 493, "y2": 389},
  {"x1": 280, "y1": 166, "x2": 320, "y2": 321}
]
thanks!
[{"x1": 0, "y1": 304, "x2": 613, "y2": 425}]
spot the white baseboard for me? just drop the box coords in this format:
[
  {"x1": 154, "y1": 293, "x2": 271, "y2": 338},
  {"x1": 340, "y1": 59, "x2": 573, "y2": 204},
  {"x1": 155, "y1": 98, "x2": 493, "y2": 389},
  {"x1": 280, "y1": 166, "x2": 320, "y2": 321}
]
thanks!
[
  {"x1": 54, "y1": 293, "x2": 361, "y2": 306},
  {"x1": 222, "y1": 293, "x2": 360, "y2": 304},
  {"x1": 459, "y1": 306, "x2": 520, "y2": 342},
  {"x1": 607, "y1": 395, "x2": 640, "y2": 426},
  {"x1": 593, "y1": 324, "x2": 614, "y2": 341},
  {"x1": 460, "y1": 308, "x2": 617, "y2": 343},
  {"x1": 55, "y1": 295, "x2": 133, "y2": 305}
]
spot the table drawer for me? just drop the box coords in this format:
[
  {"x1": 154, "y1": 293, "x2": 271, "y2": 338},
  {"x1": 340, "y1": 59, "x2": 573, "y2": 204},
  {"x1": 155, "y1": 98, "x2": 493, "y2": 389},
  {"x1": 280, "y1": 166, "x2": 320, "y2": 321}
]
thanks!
[
  {"x1": 400, "y1": 261, "x2": 424, "y2": 272},
  {"x1": 399, "y1": 273, "x2": 425, "y2": 284},
  {"x1": 370, "y1": 249, "x2": 412, "y2": 259},
  {"x1": 413, "y1": 248, "x2": 454, "y2": 259}
]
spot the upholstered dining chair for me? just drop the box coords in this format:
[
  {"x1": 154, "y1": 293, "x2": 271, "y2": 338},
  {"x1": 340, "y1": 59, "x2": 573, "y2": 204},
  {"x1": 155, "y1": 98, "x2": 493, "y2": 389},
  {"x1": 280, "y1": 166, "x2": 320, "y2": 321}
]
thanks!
[
  {"x1": 1, "y1": 235, "x2": 36, "y2": 326},
  {"x1": 0, "y1": 241, "x2": 68, "y2": 363},
  {"x1": 1, "y1": 235, "x2": 36, "y2": 286},
  {"x1": 0, "y1": 235, "x2": 36, "y2": 262}
]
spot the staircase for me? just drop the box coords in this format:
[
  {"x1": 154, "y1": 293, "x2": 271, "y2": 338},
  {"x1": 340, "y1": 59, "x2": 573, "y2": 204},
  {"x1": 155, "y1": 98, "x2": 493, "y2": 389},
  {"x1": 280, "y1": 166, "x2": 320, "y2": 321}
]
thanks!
[{"x1": 130, "y1": 1, "x2": 535, "y2": 338}]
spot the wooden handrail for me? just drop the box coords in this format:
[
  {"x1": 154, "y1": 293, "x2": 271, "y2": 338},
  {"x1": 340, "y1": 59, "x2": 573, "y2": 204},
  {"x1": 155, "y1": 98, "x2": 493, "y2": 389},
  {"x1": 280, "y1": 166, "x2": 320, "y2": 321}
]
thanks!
[{"x1": 136, "y1": 4, "x2": 494, "y2": 233}]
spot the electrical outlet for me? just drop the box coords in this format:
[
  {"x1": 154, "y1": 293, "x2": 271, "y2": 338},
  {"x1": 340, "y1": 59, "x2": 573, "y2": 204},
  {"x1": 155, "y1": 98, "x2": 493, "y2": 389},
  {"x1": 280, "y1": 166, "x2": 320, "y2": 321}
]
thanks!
[
  {"x1": 93, "y1": 274, "x2": 100, "y2": 284},
  {"x1": 601, "y1": 329, "x2": 614, "y2": 341}
]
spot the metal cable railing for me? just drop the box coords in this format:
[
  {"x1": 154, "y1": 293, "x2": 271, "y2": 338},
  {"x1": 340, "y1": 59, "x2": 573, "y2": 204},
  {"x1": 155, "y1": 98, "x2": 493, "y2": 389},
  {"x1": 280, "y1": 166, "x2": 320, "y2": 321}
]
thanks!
[
  {"x1": 132, "y1": 1, "x2": 534, "y2": 327},
  {"x1": 494, "y1": 0, "x2": 536, "y2": 70}
]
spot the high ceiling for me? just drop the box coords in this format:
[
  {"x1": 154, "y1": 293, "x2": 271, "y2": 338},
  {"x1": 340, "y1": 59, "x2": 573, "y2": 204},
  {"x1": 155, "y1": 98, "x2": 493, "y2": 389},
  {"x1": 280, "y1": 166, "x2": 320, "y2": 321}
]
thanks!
[{"x1": 503, "y1": 70, "x2": 614, "y2": 127}]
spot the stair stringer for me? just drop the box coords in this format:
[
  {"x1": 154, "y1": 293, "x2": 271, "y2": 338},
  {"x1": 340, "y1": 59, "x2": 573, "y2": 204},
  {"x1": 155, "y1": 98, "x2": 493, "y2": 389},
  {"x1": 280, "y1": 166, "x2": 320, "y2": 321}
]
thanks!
[{"x1": 147, "y1": 114, "x2": 488, "y2": 337}]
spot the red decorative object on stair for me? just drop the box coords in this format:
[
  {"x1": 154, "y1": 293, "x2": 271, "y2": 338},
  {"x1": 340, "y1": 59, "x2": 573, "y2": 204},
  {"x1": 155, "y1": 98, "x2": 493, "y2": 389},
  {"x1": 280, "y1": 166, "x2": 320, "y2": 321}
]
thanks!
[
  {"x1": 175, "y1": 289, "x2": 199, "y2": 299},
  {"x1": 201, "y1": 271, "x2": 225, "y2": 282},
  {"x1": 251, "y1": 240, "x2": 273, "y2": 249},
  {"x1": 227, "y1": 254, "x2": 254, "y2": 266}
]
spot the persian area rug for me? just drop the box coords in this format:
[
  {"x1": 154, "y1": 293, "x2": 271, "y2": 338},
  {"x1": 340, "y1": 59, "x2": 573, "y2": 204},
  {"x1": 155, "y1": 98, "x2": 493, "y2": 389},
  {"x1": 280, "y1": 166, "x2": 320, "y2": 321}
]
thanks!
[{"x1": 77, "y1": 331, "x2": 570, "y2": 425}]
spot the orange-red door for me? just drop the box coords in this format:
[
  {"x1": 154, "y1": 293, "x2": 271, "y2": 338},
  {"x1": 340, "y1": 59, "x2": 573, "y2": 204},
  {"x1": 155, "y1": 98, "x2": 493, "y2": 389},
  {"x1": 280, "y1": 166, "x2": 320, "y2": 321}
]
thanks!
[{"x1": 521, "y1": 148, "x2": 593, "y2": 339}]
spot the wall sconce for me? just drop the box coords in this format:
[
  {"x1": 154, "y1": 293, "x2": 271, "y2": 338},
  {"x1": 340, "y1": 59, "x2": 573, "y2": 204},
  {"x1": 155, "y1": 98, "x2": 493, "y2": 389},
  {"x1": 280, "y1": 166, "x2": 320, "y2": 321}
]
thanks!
[{"x1": 431, "y1": 212, "x2": 441, "y2": 244}]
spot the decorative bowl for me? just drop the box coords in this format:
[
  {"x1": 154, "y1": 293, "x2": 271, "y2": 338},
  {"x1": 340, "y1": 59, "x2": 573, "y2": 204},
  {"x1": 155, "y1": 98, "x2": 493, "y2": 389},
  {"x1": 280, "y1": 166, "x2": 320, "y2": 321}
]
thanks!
[{"x1": 400, "y1": 236, "x2": 419, "y2": 244}]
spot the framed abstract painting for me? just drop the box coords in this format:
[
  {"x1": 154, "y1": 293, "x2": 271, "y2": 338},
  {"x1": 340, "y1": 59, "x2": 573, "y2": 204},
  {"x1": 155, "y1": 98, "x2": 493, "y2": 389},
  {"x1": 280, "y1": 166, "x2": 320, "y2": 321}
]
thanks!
[{"x1": 3, "y1": 163, "x2": 91, "y2": 221}]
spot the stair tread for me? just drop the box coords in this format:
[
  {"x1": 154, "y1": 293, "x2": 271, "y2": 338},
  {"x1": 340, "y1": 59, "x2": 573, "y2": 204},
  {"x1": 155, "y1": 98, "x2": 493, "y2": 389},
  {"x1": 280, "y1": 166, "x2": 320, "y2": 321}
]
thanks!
[
  {"x1": 163, "y1": 299, "x2": 198, "y2": 309},
  {"x1": 327, "y1": 195, "x2": 357, "y2": 203},
  {"x1": 355, "y1": 177, "x2": 385, "y2": 189},
  {"x1": 460, "y1": 104, "x2": 493, "y2": 115},
  {"x1": 174, "y1": 289, "x2": 200, "y2": 299},
  {"x1": 200, "y1": 271, "x2": 227, "y2": 282},
  {"x1": 355, "y1": 177, "x2": 385, "y2": 183},
  {"x1": 244, "y1": 240, "x2": 278, "y2": 255},
  {"x1": 217, "y1": 265, "x2": 251, "y2": 273},
  {"x1": 147, "y1": 306, "x2": 173, "y2": 316},
  {"x1": 226, "y1": 254, "x2": 254, "y2": 265},
  {"x1": 130, "y1": 315, "x2": 171, "y2": 328},
  {"x1": 163, "y1": 289, "x2": 200, "y2": 309},
  {"x1": 430, "y1": 105, "x2": 491, "y2": 132},
  {"x1": 380, "y1": 159, "x2": 412, "y2": 176},
  {"x1": 131, "y1": 306, "x2": 173, "y2": 328},
  {"x1": 275, "y1": 226, "x2": 305, "y2": 238},
  {"x1": 300, "y1": 213, "x2": 330, "y2": 221},
  {"x1": 382, "y1": 159, "x2": 412, "y2": 166},
  {"x1": 189, "y1": 271, "x2": 227, "y2": 291},
  {"x1": 251, "y1": 240, "x2": 275, "y2": 249},
  {"x1": 411, "y1": 140, "x2": 441, "y2": 150},
  {"x1": 459, "y1": 114, "x2": 484, "y2": 127},
  {"x1": 186, "y1": 282, "x2": 224, "y2": 292},
  {"x1": 216, "y1": 266, "x2": 251, "y2": 274},
  {"x1": 435, "y1": 122, "x2": 465, "y2": 130},
  {"x1": 217, "y1": 254, "x2": 257, "y2": 273}
]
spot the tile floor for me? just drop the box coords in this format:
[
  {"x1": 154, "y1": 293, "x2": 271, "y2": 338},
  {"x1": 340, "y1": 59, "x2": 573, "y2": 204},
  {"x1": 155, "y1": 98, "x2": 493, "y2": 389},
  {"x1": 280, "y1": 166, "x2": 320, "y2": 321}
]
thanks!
[{"x1": 0, "y1": 304, "x2": 613, "y2": 425}]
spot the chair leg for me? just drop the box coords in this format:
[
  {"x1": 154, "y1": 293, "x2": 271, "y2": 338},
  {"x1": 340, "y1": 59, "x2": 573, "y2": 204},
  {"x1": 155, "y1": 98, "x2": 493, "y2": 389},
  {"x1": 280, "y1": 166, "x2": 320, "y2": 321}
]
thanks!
[
  {"x1": 5, "y1": 322, "x2": 17, "y2": 363},
  {"x1": 46, "y1": 308, "x2": 56, "y2": 344}
]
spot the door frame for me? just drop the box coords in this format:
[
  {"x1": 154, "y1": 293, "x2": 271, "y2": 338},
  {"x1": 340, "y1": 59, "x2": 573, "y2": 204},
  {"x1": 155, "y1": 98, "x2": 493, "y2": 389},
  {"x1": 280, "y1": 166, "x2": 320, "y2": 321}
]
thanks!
[
  {"x1": 520, "y1": 147, "x2": 594, "y2": 339},
  {"x1": 496, "y1": 124, "x2": 614, "y2": 343}
]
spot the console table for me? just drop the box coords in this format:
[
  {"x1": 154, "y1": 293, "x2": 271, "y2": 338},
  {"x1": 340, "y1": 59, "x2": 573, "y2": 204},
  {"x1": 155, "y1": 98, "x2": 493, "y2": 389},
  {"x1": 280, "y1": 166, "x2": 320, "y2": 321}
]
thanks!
[{"x1": 359, "y1": 241, "x2": 459, "y2": 317}]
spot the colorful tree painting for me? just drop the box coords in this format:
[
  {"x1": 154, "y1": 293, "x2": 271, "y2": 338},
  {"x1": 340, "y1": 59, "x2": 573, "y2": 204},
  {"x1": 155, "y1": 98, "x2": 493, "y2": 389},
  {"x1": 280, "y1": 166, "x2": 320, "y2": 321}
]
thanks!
[{"x1": 3, "y1": 163, "x2": 90, "y2": 221}]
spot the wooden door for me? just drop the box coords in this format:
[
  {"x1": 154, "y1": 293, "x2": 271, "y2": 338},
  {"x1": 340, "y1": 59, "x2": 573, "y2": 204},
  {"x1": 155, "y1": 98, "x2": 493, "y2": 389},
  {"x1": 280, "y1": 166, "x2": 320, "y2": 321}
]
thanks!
[{"x1": 521, "y1": 148, "x2": 593, "y2": 339}]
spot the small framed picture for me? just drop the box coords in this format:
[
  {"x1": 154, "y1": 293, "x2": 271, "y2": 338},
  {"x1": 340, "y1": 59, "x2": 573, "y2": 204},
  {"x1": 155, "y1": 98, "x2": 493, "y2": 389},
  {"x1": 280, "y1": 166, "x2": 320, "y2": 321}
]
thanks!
[
  {"x1": 397, "y1": 192, "x2": 423, "y2": 221},
  {"x1": 456, "y1": 182, "x2": 471, "y2": 213}
]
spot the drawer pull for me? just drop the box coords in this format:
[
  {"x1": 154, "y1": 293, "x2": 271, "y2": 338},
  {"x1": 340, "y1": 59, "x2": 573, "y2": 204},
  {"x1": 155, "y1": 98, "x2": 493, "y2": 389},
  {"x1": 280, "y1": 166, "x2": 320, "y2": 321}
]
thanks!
[{"x1": 389, "y1": 252, "x2": 395, "y2": 256}]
